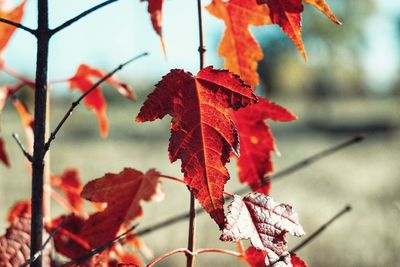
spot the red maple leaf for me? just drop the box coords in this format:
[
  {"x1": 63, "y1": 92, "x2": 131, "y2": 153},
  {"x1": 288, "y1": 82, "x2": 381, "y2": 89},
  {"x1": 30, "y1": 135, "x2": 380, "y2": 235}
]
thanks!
[
  {"x1": 245, "y1": 247, "x2": 308, "y2": 267},
  {"x1": 258, "y1": 0, "x2": 306, "y2": 59},
  {"x1": 51, "y1": 168, "x2": 83, "y2": 213},
  {"x1": 231, "y1": 97, "x2": 297, "y2": 194},
  {"x1": 141, "y1": 0, "x2": 163, "y2": 38},
  {"x1": 79, "y1": 168, "x2": 163, "y2": 247},
  {"x1": 0, "y1": 0, "x2": 27, "y2": 52},
  {"x1": 68, "y1": 64, "x2": 136, "y2": 137},
  {"x1": 136, "y1": 66, "x2": 257, "y2": 227},
  {"x1": 221, "y1": 193, "x2": 304, "y2": 266},
  {"x1": 206, "y1": 0, "x2": 271, "y2": 88}
]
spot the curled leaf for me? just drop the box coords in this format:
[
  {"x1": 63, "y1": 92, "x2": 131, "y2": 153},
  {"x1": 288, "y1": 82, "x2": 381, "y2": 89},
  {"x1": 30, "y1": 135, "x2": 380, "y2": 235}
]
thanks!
[{"x1": 221, "y1": 193, "x2": 305, "y2": 266}]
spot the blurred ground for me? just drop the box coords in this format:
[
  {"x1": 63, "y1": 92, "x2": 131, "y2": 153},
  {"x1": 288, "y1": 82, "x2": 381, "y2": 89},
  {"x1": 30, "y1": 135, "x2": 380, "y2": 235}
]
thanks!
[{"x1": 0, "y1": 95, "x2": 399, "y2": 267}]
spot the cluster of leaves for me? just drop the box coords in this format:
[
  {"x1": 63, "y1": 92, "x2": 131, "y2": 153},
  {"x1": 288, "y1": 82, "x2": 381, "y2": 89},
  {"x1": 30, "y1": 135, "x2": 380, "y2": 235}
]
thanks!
[{"x1": 0, "y1": 0, "x2": 340, "y2": 266}]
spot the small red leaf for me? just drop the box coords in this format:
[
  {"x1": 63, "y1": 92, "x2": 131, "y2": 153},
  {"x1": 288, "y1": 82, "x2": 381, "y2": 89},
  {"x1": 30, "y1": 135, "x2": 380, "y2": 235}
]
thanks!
[
  {"x1": 69, "y1": 64, "x2": 136, "y2": 137},
  {"x1": 136, "y1": 66, "x2": 257, "y2": 227},
  {"x1": 258, "y1": 0, "x2": 306, "y2": 59},
  {"x1": 80, "y1": 168, "x2": 163, "y2": 247},
  {"x1": 141, "y1": 0, "x2": 163, "y2": 37},
  {"x1": 231, "y1": 97, "x2": 297, "y2": 194},
  {"x1": 7, "y1": 199, "x2": 31, "y2": 224},
  {"x1": 51, "y1": 168, "x2": 83, "y2": 213},
  {"x1": 0, "y1": 0, "x2": 27, "y2": 52},
  {"x1": 221, "y1": 193, "x2": 304, "y2": 266},
  {"x1": 0, "y1": 137, "x2": 9, "y2": 166},
  {"x1": 291, "y1": 253, "x2": 308, "y2": 267}
]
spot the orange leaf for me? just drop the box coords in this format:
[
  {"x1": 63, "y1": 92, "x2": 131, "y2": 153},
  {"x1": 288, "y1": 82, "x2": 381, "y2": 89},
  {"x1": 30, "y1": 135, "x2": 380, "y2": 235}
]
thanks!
[
  {"x1": 69, "y1": 64, "x2": 136, "y2": 137},
  {"x1": 258, "y1": 0, "x2": 306, "y2": 59},
  {"x1": 221, "y1": 193, "x2": 304, "y2": 266},
  {"x1": 7, "y1": 199, "x2": 30, "y2": 224},
  {"x1": 207, "y1": 0, "x2": 271, "y2": 88},
  {"x1": 0, "y1": 87, "x2": 9, "y2": 166},
  {"x1": 51, "y1": 168, "x2": 84, "y2": 213},
  {"x1": 0, "y1": 0, "x2": 26, "y2": 52},
  {"x1": 80, "y1": 168, "x2": 163, "y2": 247},
  {"x1": 12, "y1": 98, "x2": 34, "y2": 154},
  {"x1": 231, "y1": 97, "x2": 297, "y2": 194},
  {"x1": 136, "y1": 67, "x2": 257, "y2": 227},
  {"x1": 304, "y1": 0, "x2": 341, "y2": 24}
]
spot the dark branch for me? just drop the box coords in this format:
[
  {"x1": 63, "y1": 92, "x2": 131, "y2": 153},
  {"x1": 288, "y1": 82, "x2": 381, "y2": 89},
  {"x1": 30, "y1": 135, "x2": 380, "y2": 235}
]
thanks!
[
  {"x1": 44, "y1": 52, "x2": 148, "y2": 153},
  {"x1": 0, "y1": 17, "x2": 36, "y2": 35},
  {"x1": 131, "y1": 136, "x2": 363, "y2": 238},
  {"x1": 20, "y1": 215, "x2": 70, "y2": 267},
  {"x1": 51, "y1": 0, "x2": 121, "y2": 35},
  {"x1": 12, "y1": 133, "x2": 33, "y2": 162},
  {"x1": 267, "y1": 205, "x2": 352, "y2": 267},
  {"x1": 62, "y1": 224, "x2": 138, "y2": 267}
]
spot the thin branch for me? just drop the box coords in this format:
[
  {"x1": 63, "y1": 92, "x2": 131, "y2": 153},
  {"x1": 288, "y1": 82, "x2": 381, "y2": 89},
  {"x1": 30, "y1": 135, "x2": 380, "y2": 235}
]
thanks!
[
  {"x1": 51, "y1": 0, "x2": 121, "y2": 35},
  {"x1": 235, "y1": 135, "x2": 364, "y2": 195},
  {"x1": 44, "y1": 52, "x2": 148, "y2": 153},
  {"x1": 290, "y1": 205, "x2": 352, "y2": 254},
  {"x1": 19, "y1": 215, "x2": 70, "y2": 267},
  {"x1": 267, "y1": 205, "x2": 352, "y2": 267},
  {"x1": 0, "y1": 17, "x2": 36, "y2": 35},
  {"x1": 12, "y1": 133, "x2": 32, "y2": 161},
  {"x1": 195, "y1": 248, "x2": 241, "y2": 257},
  {"x1": 130, "y1": 136, "x2": 363, "y2": 238},
  {"x1": 147, "y1": 248, "x2": 191, "y2": 267},
  {"x1": 62, "y1": 224, "x2": 138, "y2": 267}
]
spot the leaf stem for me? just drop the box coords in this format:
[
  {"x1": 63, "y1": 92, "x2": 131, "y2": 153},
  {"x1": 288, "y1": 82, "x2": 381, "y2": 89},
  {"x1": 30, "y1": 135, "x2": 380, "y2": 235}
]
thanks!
[
  {"x1": 186, "y1": 192, "x2": 196, "y2": 267},
  {"x1": 147, "y1": 248, "x2": 191, "y2": 267},
  {"x1": 50, "y1": 0, "x2": 121, "y2": 35},
  {"x1": 44, "y1": 52, "x2": 148, "y2": 153}
]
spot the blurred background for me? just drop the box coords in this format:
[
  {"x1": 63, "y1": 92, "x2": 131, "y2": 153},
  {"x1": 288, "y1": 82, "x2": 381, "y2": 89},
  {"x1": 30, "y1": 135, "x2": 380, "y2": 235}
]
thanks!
[{"x1": 0, "y1": 0, "x2": 399, "y2": 266}]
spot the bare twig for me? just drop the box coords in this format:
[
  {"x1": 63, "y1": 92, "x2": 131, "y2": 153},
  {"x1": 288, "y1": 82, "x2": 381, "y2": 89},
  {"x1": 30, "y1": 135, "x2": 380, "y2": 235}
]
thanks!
[
  {"x1": 186, "y1": 192, "x2": 196, "y2": 267},
  {"x1": 44, "y1": 52, "x2": 148, "y2": 153},
  {"x1": 51, "y1": 0, "x2": 121, "y2": 35},
  {"x1": 19, "y1": 215, "x2": 70, "y2": 267},
  {"x1": 267, "y1": 205, "x2": 352, "y2": 267},
  {"x1": 0, "y1": 17, "x2": 36, "y2": 35},
  {"x1": 130, "y1": 136, "x2": 363, "y2": 238},
  {"x1": 195, "y1": 248, "x2": 241, "y2": 257},
  {"x1": 62, "y1": 224, "x2": 138, "y2": 267},
  {"x1": 12, "y1": 133, "x2": 32, "y2": 161}
]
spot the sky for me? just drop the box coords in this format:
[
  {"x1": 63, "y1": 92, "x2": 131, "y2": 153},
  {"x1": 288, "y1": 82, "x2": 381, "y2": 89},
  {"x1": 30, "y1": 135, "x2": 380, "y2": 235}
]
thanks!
[{"x1": 2, "y1": 0, "x2": 400, "y2": 94}]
